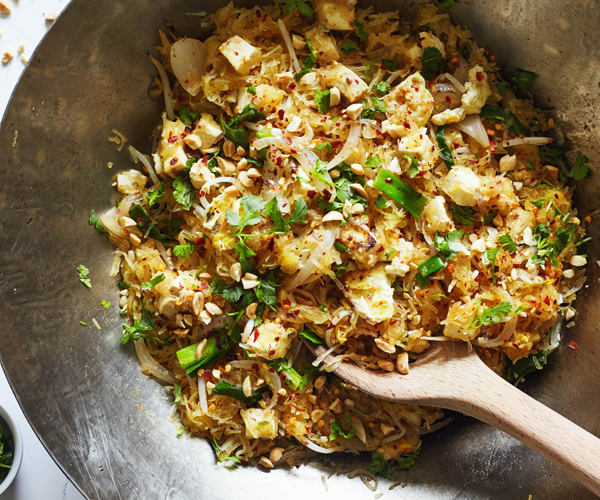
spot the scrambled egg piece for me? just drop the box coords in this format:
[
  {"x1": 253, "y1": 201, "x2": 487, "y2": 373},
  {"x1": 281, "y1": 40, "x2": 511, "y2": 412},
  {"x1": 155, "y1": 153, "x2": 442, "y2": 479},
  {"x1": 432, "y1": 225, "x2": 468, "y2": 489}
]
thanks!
[
  {"x1": 422, "y1": 196, "x2": 454, "y2": 235},
  {"x1": 345, "y1": 265, "x2": 395, "y2": 323},
  {"x1": 244, "y1": 320, "x2": 293, "y2": 360},
  {"x1": 218, "y1": 35, "x2": 262, "y2": 75},
  {"x1": 385, "y1": 238, "x2": 416, "y2": 278},
  {"x1": 461, "y1": 65, "x2": 491, "y2": 115},
  {"x1": 240, "y1": 408, "x2": 278, "y2": 439},
  {"x1": 397, "y1": 126, "x2": 438, "y2": 166},
  {"x1": 382, "y1": 72, "x2": 434, "y2": 138},
  {"x1": 116, "y1": 169, "x2": 147, "y2": 195},
  {"x1": 314, "y1": 0, "x2": 356, "y2": 31},
  {"x1": 431, "y1": 107, "x2": 465, "y2": 126},
  {"x1": 442, "y1": 166, "x2": 483, "y2": 207},
  {"x1": 320, "y1": 61, "x2": 368, "y2": 103},
  {"x1": 158, "y1": 118, "x2": 189, "y2": 177}
]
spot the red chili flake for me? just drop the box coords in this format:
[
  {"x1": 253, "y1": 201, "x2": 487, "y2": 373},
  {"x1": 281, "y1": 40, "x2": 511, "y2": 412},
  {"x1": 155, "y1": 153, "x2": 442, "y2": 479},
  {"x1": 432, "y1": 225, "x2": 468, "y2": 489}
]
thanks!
[
  {"x1": 543, "y1": 296, "x2": 551, "y2": 306},
  {"x1": 445, "y1": 96, "x2": 452, "y2": 104},
  {"x1": 234, "y1": 51, "x2": 239, "y2": 56},
  {"x1": 274, "y1": 336, "x2": 280, "y2": 341},
  {"x1": 187, "y1": 402, "x2": 193, "y2": 410},
  {"x1": 184, "y1": 126, "x2": 192, "y2": 134},
  {"x1": 253, "y1": 328, "x2": 260, "y2": 342},
  {"x1": 275, "y1": 156, "x2": 283, "y2": 167},
  {"x1": 326, "y1": 322, "x2": 335, "y2": 330},
  {"x1": 384, "y1": 177, "x2": 393, "y2": 184},
  {"x1": 322, "y1": 189, "x2": 332, "y2": 201},
  {"x1": 288, "y1": 82, "x2": 296, "y2": 90},
  {"x1": 282, "y1": 298, "x2": 291, "y2": 307},
  {"x1": 284, "y1": 136, "x2": 292, "y2": 145},
  {"x1": 252, "y1": 363, "x2": 259, "y2": 373},
  {"x1": 278, "y1": 109, "x2": 285, "y2": 120},
  {"x1": 307, "y1": 189, "x2": 317, "y2": 199},
  {"x1": 201, "y1": 154, "x2": 210, "y2": 162},
  {"x1": 290, "y1": 149, "x2": 297, "y2": 154},
  {"x1": 195, "y1": 238, "x2": 206, "y2": 247},
  {"x1": 568, "y1": 340, "x2": 579, "y2": 350},
  {"x1": 167, "y1": 132, "x2": 177, "y2": 144},
  {"x1": 170, "y1": 158, "x2": 178, "y2": 165},
  {"x1": 268, "y1": 349, "x2": 276, "y2": 356}
]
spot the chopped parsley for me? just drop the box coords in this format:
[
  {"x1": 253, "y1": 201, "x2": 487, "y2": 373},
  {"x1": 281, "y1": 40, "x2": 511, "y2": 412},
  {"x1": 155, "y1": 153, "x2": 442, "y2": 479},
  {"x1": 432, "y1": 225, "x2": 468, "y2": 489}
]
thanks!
[
  {"x1": 315, "y1": 89, "x2": 331, "y2": 113},
  {"x1": 171, "y1": 384, "x2": 182, "y2": 405},
  {"x1": 531, "y1": 223, "x2": 577, "y2": 266},
  {"x1": 147, "y1": 183, "x2": 165, "y2": 207},
  {"x1": 265, "y1": 197, "x2": 308, "y2": 234},
  {"x1": 421, "y1": 46, "x2": 445, "y2": 81},
  {"x1": 88, "y1": 209, "x2": 107, "y2": 234},
  {"x1": 77, "y1": 264, "x2": 92, "y2": 288},
  {"x1": 374, "y1": 80, "x2": 391, "y2": 96},
  {"x1": 129, "y1": 204, "x2": 170, "y2": 240},
  {"x1": 569, "y1": 152, "x2": 590, "y2": 181},
  {"x1": 140, "y1": 273, "x2": 166, "y2": 290},
  {"x1": 173, "y1": 243, "x2": 195, "y2": 259}
]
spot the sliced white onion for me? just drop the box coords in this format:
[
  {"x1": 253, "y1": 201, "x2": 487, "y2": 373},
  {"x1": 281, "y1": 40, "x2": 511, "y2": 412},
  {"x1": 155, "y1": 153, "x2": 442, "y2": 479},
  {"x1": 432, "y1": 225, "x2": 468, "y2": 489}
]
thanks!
[
  {"x1": 381, "y1": 430, "x2": 406, "y2": 444},
  {"x1": 296, "y1": 437, "x2": 339, "y2": 454},
  {"x1": 266, "y1": 371, "x2": 281, "y2": 409},
  {"x1": 287, "y1": 229, "x2": 336, "y2": 289},
  {"x1": 331, "y1": 309, "x2": 352, "y2": 325},
  {"x1": 152, "y1": 153, "x2": 164, "y2": 176},
  {"x1": 479, "y1": 316, "x2": 517, "y2": 347},
  {"x1": 243, "y1": 319, "x2": 255, "y2": 340},
  {"x1": 170, "y1": 38, "x2": 205, "y2": 96},
  {"x1": 109, "y1": 252, "x2": 122, "y2": 277},
  {"x1": 149, "y1": 55, "x2": 175, "y2": 120},
  {"x1": 386, "y1": 69, "x2": 405, "y2": 85},
  {"x1": 327, "y1": 124, "x2": 361, "y2": 170},
  {"x1": 253, "y1": 136, "x2": 287, "y2": 150},
  {"x1": 351, "y1": 416, "x2": 366, "y2": 444},
  {"x1": 99, "y1": 206, "x2": 125, "y2": 238},
  {"x1": 192, "y1": 202, "x2": 207, "y2": 218},
  {"x1": 198, "y1": 375, "x2": 208, "y2": 413},
  {"x1": 547, "y1": 319, "x2": 563, "y2": 353},
  {"x1": 228, "y1": 360, "x2": 261, "y2": 370},
  {"x1": 312, "y1": 343, "x2": 340, "y2": 367},
  {"x1": 134, "y1": 340, "x2": 175, "y2": 384},
  {"x1": 456, "y1": 114, "x2": 490, "y2": 147},
  {"x1": 421, "y1": 416, "x2": 454, "y2": 435},
  {"x1": 128, "y1": 145, "x2": 159, "y2": 185},
  {"x1": 438, "y1": 72, "x2": 465, "y2": 93},
  {"x1": 503, "y1": 136, "x2": 553, "y2": 147},
  {"x1": 277, "y1": 19, "x2": 301, "y2": 73},
  {"x1": 322, "y1": 353, "x2": 351, "y2": 372},
  {"x1": 421, "y1": 336, "x2": 451, "y2": 341}
]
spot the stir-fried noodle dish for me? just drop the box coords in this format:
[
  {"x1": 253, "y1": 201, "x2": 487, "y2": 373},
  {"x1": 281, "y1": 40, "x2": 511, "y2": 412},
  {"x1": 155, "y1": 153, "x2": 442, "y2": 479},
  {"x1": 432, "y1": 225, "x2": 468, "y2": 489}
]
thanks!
[{"x1": 91, "y1": 0, "x2": 591, "y2": 476}]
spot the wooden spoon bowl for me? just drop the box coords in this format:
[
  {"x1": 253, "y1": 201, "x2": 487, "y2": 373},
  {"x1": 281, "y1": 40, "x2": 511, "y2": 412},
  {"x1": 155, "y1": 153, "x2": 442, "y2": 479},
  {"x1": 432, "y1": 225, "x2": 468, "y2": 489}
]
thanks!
[{"x1": 312, "y1": 341, "x2": 600, "y2": 495}]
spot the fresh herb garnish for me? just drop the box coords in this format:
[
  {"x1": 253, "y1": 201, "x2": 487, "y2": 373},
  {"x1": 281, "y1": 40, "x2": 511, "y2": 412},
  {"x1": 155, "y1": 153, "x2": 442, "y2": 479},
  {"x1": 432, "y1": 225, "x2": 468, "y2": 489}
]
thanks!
[
  {"x1": 221, "y1": 104, "x2": 265, "y2": 147},
  {"x1": 129, "y1": 204, "x2": 170, "y2": 240},
  {"x1": 525, "y1": 160, "x2": 536, "y2": 170},
  {"x1": 504, "y1": 350, "x2": 548, "y2": 382},
  {"x1": 421, "y1": 46, "x2": 445, "y2": 81},
  {"x1": 294, "y1": 40, "x2": 317, "y2": 81},
  {"x1": 381, "y1": 58, "x2": 397, "y2": 71},
  {"x1": 434, "y1": 230, "x2": 466, "y2": 260},
  {"x1": 171, "y1": 384, "x2": 182, "y2": 405},
  {"x1": 147, "y1": 183, "x2": 165, "y2": 207},
  {"x1": 365, "y1": 154, "x2": 381, "y2": 169},
  {"x1": 173, "y1": 243, "x2": 195, "y2": 259},
  {"x1": 283, "y1": 0, "x2": 314, "y2": 17},
  {"x1": 315, "y1": 141, "x2": 332, "y2": 156},
  {"x1": 374, "y1": 169, "x2": 428, "y2": 218},
  {"x1": 405, "y1": 155, "x2": 420, "y2": 178},
  {"x1": 315, "y1": 89, "x2": 331, "y2": 113},
  {"x1": 211, "y1": 436, "x2": 241, "y2": 469},
  {"x1": 481, "y1": 104, "x2": 529, "y2": 135},
  {"x1": 498, "y1": 233, "x2": 518, "y2": 252},
  {"x1": 484, "y1": 247, "x2": 499, "y2": 283},
  {"x1": 88, "y1": 209, "x2": 107, "y2": 234},
  {"x1": 329, "y1": 416, "x2": 355, "y2": 441},
  {"x1": 469, "y1": 301, "x2": 514, "y2": 329},
  {"x1": 368, "y1": 452, "x2": 392, "y2": 479},
  {"x1": 569, "y1": 152, "x2": 590, "y2": 181},
  {"x1": 435, "y1": 125, "x2": 454, "y2": 168},
  {"x1": 177, "y1": 106, "x2": 199, "y2": 126},
  {"x1": 77, "y1": 264, "x2": 92, "y2": 288},
  {"x1": 121, "y1": 300, "x2": 167, "y2": 344},
  {"x1": 101, "y1": 299, "x2": 111, "y2": 309},
  {"x1": 334, "y1": 240, "x2": 349, "y2": 253},
  {"x1": 354, "y1": 20, "x2": 368, "y2": 39},
  {"x1": 173, "y1": 177, "x2": 194, "y2": 210},
  {"x1": 450, "y1": 204, "x2": 475, "y2": 226},
  {"x1": 374, "y1": 80, "x2": 391, "y2": 96},
  {"x1": 141, "y1": 273, "x2": 166, "y2": 290},
  {"x1": 269, "y1": 358, "x2": 317, "y2": 390},
  {"x1": 340, "y1": 41, "x2": 358, "y2": 53},
  {"x1": 510, "y1": 68, "x2": 536, "y2": 92}
]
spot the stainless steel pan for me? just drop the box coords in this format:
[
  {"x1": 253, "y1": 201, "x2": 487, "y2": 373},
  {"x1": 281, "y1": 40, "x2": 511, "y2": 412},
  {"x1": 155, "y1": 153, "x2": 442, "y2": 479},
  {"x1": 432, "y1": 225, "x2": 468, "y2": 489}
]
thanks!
[{"x1": 1, "y1": 1, "x2": 599, "y2": 498}]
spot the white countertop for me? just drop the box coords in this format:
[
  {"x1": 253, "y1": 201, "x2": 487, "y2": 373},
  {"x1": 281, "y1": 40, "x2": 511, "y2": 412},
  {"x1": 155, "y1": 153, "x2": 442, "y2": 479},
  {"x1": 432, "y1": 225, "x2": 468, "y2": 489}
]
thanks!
[{"x1": 1, "y1": 1, "x2": 83, "y2": 498}]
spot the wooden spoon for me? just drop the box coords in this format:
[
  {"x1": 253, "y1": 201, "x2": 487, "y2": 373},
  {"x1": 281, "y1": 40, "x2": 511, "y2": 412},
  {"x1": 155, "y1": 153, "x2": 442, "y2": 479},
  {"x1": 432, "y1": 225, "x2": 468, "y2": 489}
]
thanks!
[{"x1": 312, "y1": 341, "x2": 600, "y2": 495}]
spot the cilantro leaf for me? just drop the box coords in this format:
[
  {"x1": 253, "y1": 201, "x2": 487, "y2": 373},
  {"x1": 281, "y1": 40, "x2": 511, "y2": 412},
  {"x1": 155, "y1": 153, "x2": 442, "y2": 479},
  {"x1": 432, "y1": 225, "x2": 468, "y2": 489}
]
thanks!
[
  {"x1": 283, "y1": 0, "x2": 314, "y2": 17},
  {"x1": 77, "y1": 264, "x2": 92, "y2": 288},
  {"x1": 234, "y1": 240, "x2": 257, "y2": 272},
  {"x1": 264, "y1": 197, "x2": 288, "y2": 233},
  {"x1": 287, "y1": 198, "x2": 308, "y2": 224},
  {"x1": 498, "y1": 233, "x2": 517, "y2": 252},
  {"x1": 221, "y1": 104, "x2": 265, "y2": 147},
  {"x1": 484, "y1": 247, "x2": 499, "y2": 283},
  {"x1": 211, "y1": 436, "x2": 242, "y2": 469},
  {"x1": 569, "y1": 152, "x2": 590, "y2": 181},
  {"x1": 365, "y1": 154, "x2": 381, "y2": 168},
  {"x1": 450, "y1": 204, "x2": 475, "y2": 226},
  {"x1": 381, "y1": 58, "x2": 397, "y2": 71},
  {"x1": 101, "y1": 299, "x2": 111, "y2": 309},
  {"x1": 315, "y1": 141, "x2": 332, "y2": 156},
  {"x1": 294, "y1": 40, "x2": 317, "y2": 81},
  {"x1": 141, "y1": 273, "x2": 166, "y2": 290},
  {"x1": 354, "y1": 20, "x2": 368, "y2": 39},
  {"x1": 405, "y1": 155, "x2": 420, "y2": 178},
  {"x1": 88, "y1": 209, "x2": 107, "y2": 234},
  {"x1": 481, "y1": 105, "x2": 529, "y2": 135},
  {"x1": 329, "y1": 418, "x2": 355, "y2": 440},
  {"x1": 422, "y1": 47, "x2": 445, "y2": 81},
  {"x1": 434, "y1": 230, "x2": 466, "y2": 260},
  {"x1": 368, "y1": 452, "x2": 392, "y2": 479},
  {"x1": 173, "y1": 243, "x2": 195, "y2": 259},
  {"x1": 396, "y1": 450, "x2": 420, "y2": 470},
  {"x1": 470, "y1": 301, "x2": 513, "y2": 329},
  {"x1": 177, "y1": 106, "x2": 199, "y2": 126},
  {"x1": 121, "y1": 300, "x2": 167, "y2": 345},
  {"x1": 227, "y1": 194, "x2": 266, "y2": 233},
  {"x1": 147, "y1": 183, "x2": 165, "y2": 207},
  {"x1": 374, "y1": 80, "x2": 391, "y2": 96},
  {"x1": 315, "y1": 89, "x2": 331, "y2": 113},
  {"x1": 255, "y1": 269, "x2": 278, "y2": 311},
  {"x1": 436, "y1": 125, "x2": 455, "y2": 168},
  {"x1": 510, "y1": 68, "x2": 536, "y2": 92},
  {"x1": 171, "y1": 384, "x2": 182, "y2": 405},
  {"x1": 437, "y1": 0, "x2": 457, "y2": 8},
  {"x1": 129, "y1": 204, "x2": 171, "y2": 240},
  {"x1": 173, "y1": 177, "x2": 195, "y2": 210},
  {"x1": 504, "y1": 350, "x2": 548, "y2": 382},
  {"x1": 340, "y1": 41, "x2": 358, "y2": 53}
]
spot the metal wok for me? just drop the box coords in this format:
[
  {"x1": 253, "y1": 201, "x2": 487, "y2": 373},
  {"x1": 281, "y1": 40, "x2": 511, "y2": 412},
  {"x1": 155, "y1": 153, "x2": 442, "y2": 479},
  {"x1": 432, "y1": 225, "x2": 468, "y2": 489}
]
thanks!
[{"x1": 0, "y1": 0, "x2": 599, "y2": 498}]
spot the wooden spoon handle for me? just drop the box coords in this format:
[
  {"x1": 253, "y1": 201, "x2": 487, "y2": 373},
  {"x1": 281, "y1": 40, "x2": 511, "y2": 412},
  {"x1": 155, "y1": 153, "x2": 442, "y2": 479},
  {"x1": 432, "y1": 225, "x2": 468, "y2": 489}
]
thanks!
[{"x1": 447, "y1": 367, "x2": 600, "y2": 496}]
